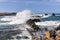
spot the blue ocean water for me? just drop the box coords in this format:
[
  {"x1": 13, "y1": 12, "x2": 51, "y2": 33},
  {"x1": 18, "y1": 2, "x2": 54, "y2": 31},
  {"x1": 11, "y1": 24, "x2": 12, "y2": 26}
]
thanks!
[{"x1": 41, "y1": 14, "x2": 60, "y2": 21}]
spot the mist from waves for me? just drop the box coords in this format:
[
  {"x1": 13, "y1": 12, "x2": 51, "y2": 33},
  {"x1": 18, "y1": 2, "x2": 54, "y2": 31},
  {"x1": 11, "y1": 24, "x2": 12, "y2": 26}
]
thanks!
[
  {"x1": 9, "y1": 10, "x2": 31, "y2": 24},
  {"x1": 0, "y1": 10, "x2": 32, "y2": 40}
]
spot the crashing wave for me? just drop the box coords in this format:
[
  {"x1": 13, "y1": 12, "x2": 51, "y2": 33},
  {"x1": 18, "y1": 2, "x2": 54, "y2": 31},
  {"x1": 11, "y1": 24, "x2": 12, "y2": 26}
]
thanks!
[
  {"x1": 0, "y1": 10, "x2": 32, "y2": 40},
  {"x1": 35, "y1": 21, "x2": 60, "y2": 30},
  {"x1": 41, "y1": 14, "x2": 51, "y2": 18},
  {"x1": 0, "y1": 10, "x2": 60, "y2": 40},
  {"x1": 0, "y1": 16, "x2": 15, "y2": 21},
  {"x1": 35, "y1": 21, "x2": 60, "y2": 26},
  {"x1": 9, "y1": 10, "x2": 31, "y2": 25}
]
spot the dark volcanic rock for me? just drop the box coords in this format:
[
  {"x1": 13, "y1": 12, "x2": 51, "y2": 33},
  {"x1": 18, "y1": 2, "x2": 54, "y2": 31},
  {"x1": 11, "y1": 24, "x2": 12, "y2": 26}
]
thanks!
[{"x1": 26, "y1": 19, "x2": 40, "y2": 31}]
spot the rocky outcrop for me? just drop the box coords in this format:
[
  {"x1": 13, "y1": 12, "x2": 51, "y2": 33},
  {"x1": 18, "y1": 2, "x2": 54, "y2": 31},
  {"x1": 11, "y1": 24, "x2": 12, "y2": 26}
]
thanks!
[{"x1": 26, "y1": 19, "x2": 40, "y2": 31}]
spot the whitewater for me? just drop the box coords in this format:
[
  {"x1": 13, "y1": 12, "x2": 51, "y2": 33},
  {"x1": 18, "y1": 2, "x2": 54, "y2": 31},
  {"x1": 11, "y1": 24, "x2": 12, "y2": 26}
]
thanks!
[
  {"x1": 0, "y1": 10, "x2": 60, "y2": 40},
  {"x1": 0, "y1": 10, "x2": 32, "y2": 40}
]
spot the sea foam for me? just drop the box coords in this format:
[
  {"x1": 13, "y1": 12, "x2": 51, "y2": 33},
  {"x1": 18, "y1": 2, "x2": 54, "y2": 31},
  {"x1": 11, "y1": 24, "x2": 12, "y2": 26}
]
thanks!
[{"x1": 9, "y1": 10, "x2": 32, "y2": 24}]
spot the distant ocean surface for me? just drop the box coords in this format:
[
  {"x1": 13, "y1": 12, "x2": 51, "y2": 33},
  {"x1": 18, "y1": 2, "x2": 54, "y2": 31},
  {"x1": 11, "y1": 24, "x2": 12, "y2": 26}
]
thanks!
[
  {"x1": 0, "y1": 14, "x2": 60, "y2": 29},
  {"x1": 0, "y1": 14, "x2": 60, "y2": 22},
  {"x1": 41, "y1": 14, "x2": 60, "y2": 21}
]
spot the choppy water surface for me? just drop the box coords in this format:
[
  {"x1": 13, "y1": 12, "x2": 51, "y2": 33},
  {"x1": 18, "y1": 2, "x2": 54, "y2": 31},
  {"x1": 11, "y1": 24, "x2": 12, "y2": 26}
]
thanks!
[{"x1": 0, "y1": 14, "x2": 60, "y2": 40}]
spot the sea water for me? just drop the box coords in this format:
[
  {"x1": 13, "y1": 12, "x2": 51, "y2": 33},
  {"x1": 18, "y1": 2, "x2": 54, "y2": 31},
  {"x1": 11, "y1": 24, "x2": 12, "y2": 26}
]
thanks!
[
  {"x1": 41, "y1": 14, "x2": 60, "y2": 21},
  {"x1": 0, "y1": 10, "x2": 32, "y2": 40},
  {"x1": 0, "y1": 13, "x2": 60, "y2": 40}
]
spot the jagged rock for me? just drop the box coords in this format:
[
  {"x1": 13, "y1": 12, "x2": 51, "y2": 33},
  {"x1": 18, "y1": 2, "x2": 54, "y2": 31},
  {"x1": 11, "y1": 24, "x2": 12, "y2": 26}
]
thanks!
[
  {"x1": 49, "y1": 30, "x2": 56, "y2": 38},
  {"x1": 26, "y1": 19, "x2": 34, "y2": 26},
  {"x1": 26, "y1": 19, "x2": 40, "y2": 31}
]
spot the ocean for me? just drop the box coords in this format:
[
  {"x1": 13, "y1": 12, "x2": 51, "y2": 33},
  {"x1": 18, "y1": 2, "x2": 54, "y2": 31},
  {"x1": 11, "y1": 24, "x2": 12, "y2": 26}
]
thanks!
[
  {"x1": 41, "y1": 14, "x2": 60, "y2": 21},
  {"x1": 0, "y1": 13, "x2": 60, "y2": 40}
]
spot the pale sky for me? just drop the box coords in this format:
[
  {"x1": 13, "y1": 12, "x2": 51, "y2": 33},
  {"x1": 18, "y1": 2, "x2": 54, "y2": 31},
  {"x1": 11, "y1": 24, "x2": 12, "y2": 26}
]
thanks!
[{"x1": 0, "y1": 0, "x2": 60, "y2": 13}]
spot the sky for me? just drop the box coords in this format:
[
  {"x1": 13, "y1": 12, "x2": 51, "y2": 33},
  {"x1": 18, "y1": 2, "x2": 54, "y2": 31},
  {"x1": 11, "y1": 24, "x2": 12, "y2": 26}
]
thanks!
[{"x1": 0, "y1": 0, "x2": 60, "y2": 13}]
